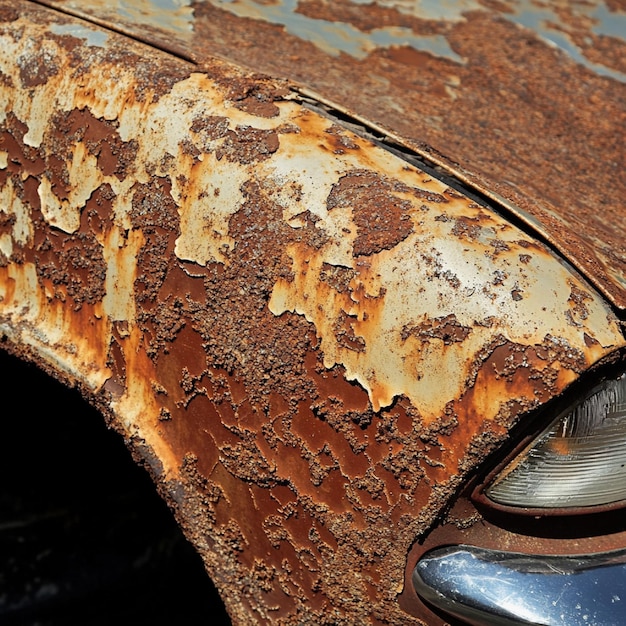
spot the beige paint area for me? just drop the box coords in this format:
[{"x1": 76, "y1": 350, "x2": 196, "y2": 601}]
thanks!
[
  {"x1": 0, "y1": 16, "x2": 623, "y2": 438},
  {"x1": 269, "y1": 185, "x2": 623, "y2": 413},
  {"x1": 265, "y1": 119, "x2": 624, "y2": 414},
  {"x1": 0, "y1": 262, "x2": 112, "y2": 392}
]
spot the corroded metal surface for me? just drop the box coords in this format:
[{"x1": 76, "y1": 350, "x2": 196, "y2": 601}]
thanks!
[
  {"x1": 1, "y1": 3, "x2": 625, "y2": 624},
  {"x1": 35, "y1": 0, "x2": 626, "y2": 310}
]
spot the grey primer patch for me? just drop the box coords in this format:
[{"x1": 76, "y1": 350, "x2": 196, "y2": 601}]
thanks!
[
  {"x1": 350, "y1": 0, "x2": 483, "y2": 22},
  {"x1": 49, "y1": 23, "x2": 109, "y2": 47},
  {"x1": 59, "y1": 0, "x2": 195, "y2": 35},
  {"x1": 212, "y1": 0, "x2": 465, "y2": 63},
  {"x1": 589, "y1": 3, "x2": 626, "y2": 40},
  {"x1": 116, "y1": 0, "x2": 195, "y2": 33},
  {"x1": 510, "y1": 1, "x2": 626, "y2": 84}
]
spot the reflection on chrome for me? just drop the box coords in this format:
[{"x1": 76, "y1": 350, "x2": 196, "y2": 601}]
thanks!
[{"x1": 414, "y1": 545, "x2": 626, "y2": 626}]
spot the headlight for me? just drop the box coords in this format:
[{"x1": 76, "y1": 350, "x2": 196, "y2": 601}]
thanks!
[{"x1": 485, "y1": 372, "x2": 626, "y2": 511}]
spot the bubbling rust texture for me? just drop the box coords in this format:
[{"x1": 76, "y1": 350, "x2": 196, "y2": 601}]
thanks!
[
  {"x1": 39, "y1": 0, "x2": 626, "y2": 311},
  {"x1": 0, "y1": 4, "x2": 625, "y2": 625}
]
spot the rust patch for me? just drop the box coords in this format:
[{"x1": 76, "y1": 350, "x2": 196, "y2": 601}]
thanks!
[
  {"x1": 319, "y1": 262, "x2": 356, "y2": 292},
  {"x1": 567, "y1": 282, "x2": 593, "y2": 327},
  {"x1": 50, "y1": 108, "x2": 138, "y2": 182},
  {"x1": 327, "y1": 169, "x2": 414, "y2": 257},
  {"x1": 450, "y1": 214, "x2": 486, "y2": 241},
  {"x1": 215, "y1": 126, "x2": 280, "y2": 164},
  {"x1": 18, "y1": 45, "x2": 59, "y2": 88},
  {"x1": 511, "y1": 285, "x2": 523, "y2": 301},
  {"x1": 234, "y1": 95, "x2": 280, "y2": 119},
  {"x1": 296, "y1": 0, "x2": 444, "y2": 34},
  {"x1": 33, "y1": 208, "x2": 106, "y2": 310},
  {"x1": 402, "y1": 314, "x2": 471, "y2": 346},
  {"x1": 1, "y1": 113, "x2": 44, "y2": 175},
  {"x1": 113, "y1": 52, "x2": 192, "y2": 103},
  {"x1": 202, "y1": 59, "x2": 290, "y2": 117},
  {"x1": 324, "y1": 123, "x2": 361, "y2": 154},
  {"x1": 0, "y1": 6, "x2": 18, "y2": 22},
  {"x1": 334, "y1": 310, "x2": 366, "y2": 353},
  {"x1": 190, "y1": 115, "x2": 230, "y2": 145},
  {"x1": 130, "y1": 178, "x2": 179, "y2": 233},
  {"x1": 1, "y1": 7, "x2": 625, "y2": 626}
]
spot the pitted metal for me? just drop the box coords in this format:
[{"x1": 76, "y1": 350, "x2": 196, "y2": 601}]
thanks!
[
  {"x1": 1, "y1": 3, "x2": 625, "y2": 624},
  {"x1": 34, "y1": 0, "x2": 626, "y2": 311}
]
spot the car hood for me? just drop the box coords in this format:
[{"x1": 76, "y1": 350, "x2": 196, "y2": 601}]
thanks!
[{"x1": 33, "y1": 0, "x2": 626, "y2": 310}]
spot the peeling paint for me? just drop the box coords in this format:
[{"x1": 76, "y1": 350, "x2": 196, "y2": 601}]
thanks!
[
  {"x1": 0, "y1": 180, "x2": 32, "y2": 246},
  {"x1": 511, "y1": 2, "x2": 626, "y2": 83},
  {"x1": 350, "y1": 0, "x2": 482, "y2": 21},
  {"x1": 49, "y1": 21, "x2": 109, "y2": 46},
  {"x1": 102, "y1": 226, "x2": 144, "y2": 322},
  {"x1": 198, "y1": 0, "x2": 626, "y2": 78},
  {"x1": 210, "y1": 0, "x2": 464, "y2": 62},
  {"x1": 1, "y1": 4, "x2": 625, "y2": 626},
  {"x1": 39, "y1": 0, "x2": 626, "y2": 310}
]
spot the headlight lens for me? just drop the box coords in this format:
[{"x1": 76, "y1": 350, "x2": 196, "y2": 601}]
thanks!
[{"x1": 486, "y1": 372, "x2": 626, "y2": 510}]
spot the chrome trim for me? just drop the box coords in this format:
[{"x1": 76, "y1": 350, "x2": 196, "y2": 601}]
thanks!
[{"x1": 413, "y1": 545, "x2": 626, "y2": 625}]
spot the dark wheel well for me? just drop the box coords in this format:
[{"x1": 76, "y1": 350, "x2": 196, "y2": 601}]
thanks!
[{"x1": 0, "y1": 348, "x2": 231, "y2": 625}]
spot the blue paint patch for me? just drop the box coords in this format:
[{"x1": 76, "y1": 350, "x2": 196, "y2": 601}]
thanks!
[
  {"x1": 49, "y1": 23, "x2": 109, "y2": 47},
  {"x1": 510, "y1": 1, "x2": 626, "y2": 84},
  {"x1": 213, "y1": 0, "x2": 465, "y2": 63}
]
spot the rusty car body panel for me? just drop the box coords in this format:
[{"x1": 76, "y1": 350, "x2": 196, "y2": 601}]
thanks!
[
  {"x1": 34, "y1": 0, "x2": 626, "y2": 312},
  {"x1": 1, "y1": 1, "x2": 626, "y2": 624}
]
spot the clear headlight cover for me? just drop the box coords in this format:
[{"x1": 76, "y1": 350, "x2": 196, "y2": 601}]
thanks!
[{"x1": 486, "y1": 372, "x2": 626, "y2": 510}]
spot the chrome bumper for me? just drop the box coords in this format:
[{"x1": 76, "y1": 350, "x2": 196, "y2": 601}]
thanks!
[{"x1": 413, "y1": 545, "x2": 626, "y2": 625}]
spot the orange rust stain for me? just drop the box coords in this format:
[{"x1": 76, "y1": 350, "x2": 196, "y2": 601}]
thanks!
[
  {"x1": 2, "y1": 9, "x2": 626, "y2": 626},
  {"x1": 0, "y1": 266, "x2": 16, "y2": 304}
]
